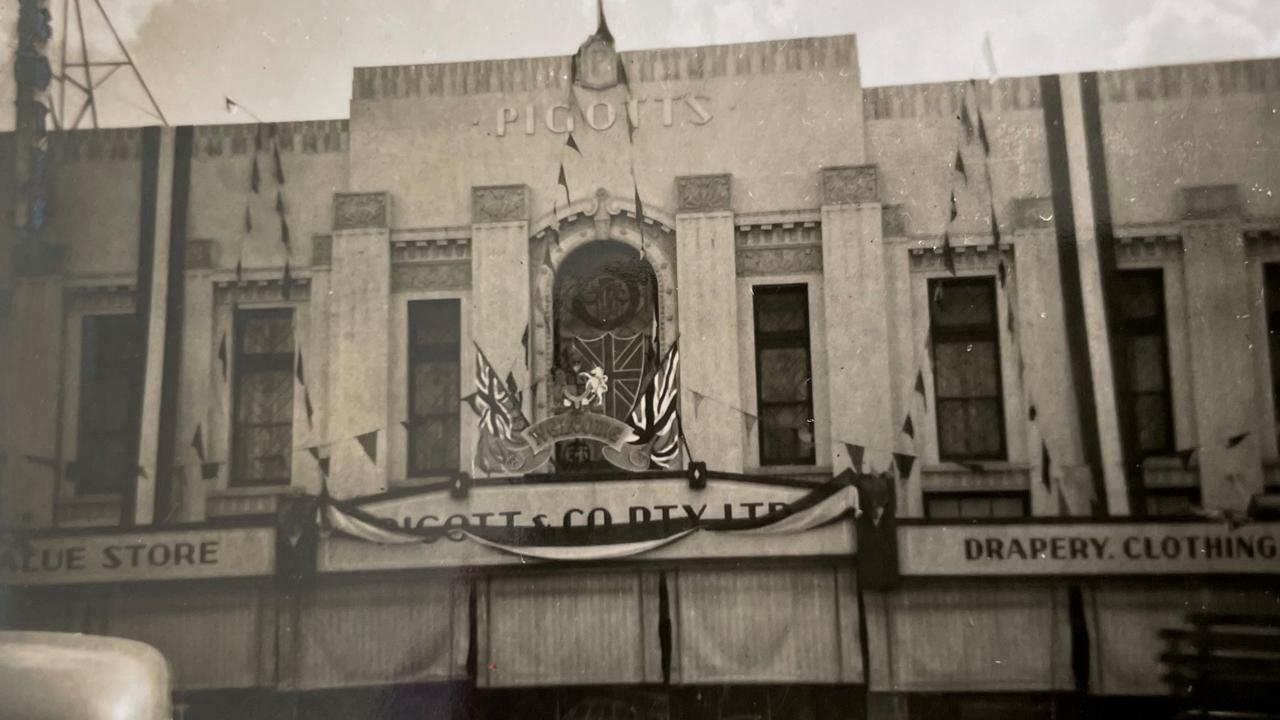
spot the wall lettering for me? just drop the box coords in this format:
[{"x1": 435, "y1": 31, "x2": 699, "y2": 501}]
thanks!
[{"x1": 496, "y1": 94, "x2": 713, "y2": 136}]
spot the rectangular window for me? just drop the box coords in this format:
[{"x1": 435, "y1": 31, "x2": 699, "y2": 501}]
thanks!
[
  {"x1": 1116, "y1": 270, "x2": 1174, "y2": 456},
  {"x1": 1265, "y1": 263, "x2": 1280, "y2": 429},
  {"x1": 753, "y1": 285, "x2": 815, "y2": 466},
  {"x1": 929, "y1": 277, "x2": 1006, "y2": 460},
  {"x1": 408, "y1": 299, "x2": 462, "y2": 476},
  {"x1": 924, "y1": 491, "x2": 1028, "y2": 519},
  {"x1": 232, "y1": 308, "x2": 294, "y2": 486},
  {"x1": 76, "y1": 314, "x2": 145, "y2": 494},
  {"x1": 1143, "y1": 487, "x2": 1200, "y2": 517}
]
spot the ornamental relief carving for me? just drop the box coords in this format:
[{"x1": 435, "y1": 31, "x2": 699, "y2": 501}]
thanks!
[
  {"x1": 676, "y1": 174, "x2": 732, "y2": 213},
  {"x1": 65, "y1": 284, "x2": 137, "y2": 313},
  {"x1": 333, "y1": 192, "x2": 389, "y2": 231},
  {"x1": 736, "y1": 246, "x2": 823, "y2": 277},
  {"x1": 391, "y1": 262, "x2": 472, "y2": 291},
  {"x1": 822, "y1": 165, "x2": 878, "y2": 205},
  {"x1": 214, "y1": 278, "x2": 311, "y2": 305},
  {"x1": 472, "y1": 185, "x2": 529, "y2": 224}
]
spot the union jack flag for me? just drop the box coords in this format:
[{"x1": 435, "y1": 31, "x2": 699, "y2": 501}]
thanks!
[
  {"x1": 469, "y1": 345, "x2": 515, "y2": 440},
  {"x1": 626, "y1": 339, "x2": 681, "y2": 467}
]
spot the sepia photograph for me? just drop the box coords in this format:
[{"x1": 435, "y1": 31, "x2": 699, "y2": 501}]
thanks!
[{"x1": 2, "y1": 0, "x2": 1279, "y2": 718}]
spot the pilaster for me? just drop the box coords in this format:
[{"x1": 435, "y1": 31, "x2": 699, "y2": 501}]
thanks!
[
  {"x1": 674, "y1": 174, "x2": 743, "y2": 472},
  {"x1": 328, "y1": 192, "x2": 392, "y2": 497},
  {"x1": 470, "y1": 185, "x2": 531, "y2": 428},
  {"x1": 820, "y1": 166, "x2": 895, "y2": 476},
  {"x1": 175, "y1": 239, "x2": 215, "y2": 521}
]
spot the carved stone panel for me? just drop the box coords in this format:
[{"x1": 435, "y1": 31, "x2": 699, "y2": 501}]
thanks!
[
  {"x1": 333, "y1": 192, "x2": 389, "y2": 231},
  {"x1": 676, "y1": 174, "x2": 732, "y2": 213},
  {"x1": 737, "y1": 246, "x2": 823, "y2": 276},
  {"x1": 882, "y1": 204, "x2": 909, "y2": 236},
  {"x1": 185, "y1": 239, "x2": 215, "y2": 270},
  {"x1": 472, "y1": 185, "x2": 529, "y2": 224},
  {"x1": 1011, "y1": 197, "x2": 1054, "y2": 230},
  {"x1": 822, "y1": 165, "x2": 878, "y2": 205},
  {"x1": 1182, "y1": 185, "x2": 1241, "y2": 219},
  {"x1": 391, "y1": 263, "x2": 472, "y2": 291}
]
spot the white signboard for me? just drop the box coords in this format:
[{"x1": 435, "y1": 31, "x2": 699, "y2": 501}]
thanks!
[
  {"x1": 898, "y1": 521, "x2": 1280, "y2": 576},
  {"x1": 0, "y1": 526, "x2": 276, "y2": 586}
]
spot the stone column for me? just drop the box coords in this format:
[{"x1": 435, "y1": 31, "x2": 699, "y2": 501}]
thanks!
[
  {"x1": 674, "y1": 175, "x2": 743, "y2": 472},
  {"x1": 327, "y1": 192, "x2": 392, "y2": 498},
  {"x1": 1012, "y1": 198, "x2": 1088, "y2": 514},
  {"x1": 1180, "y1": 186, "x2": 1263, "y2": 509},
  {"x1": 470, "y1": 185, "x2": 531, "y2": 429},
  {"x1": 174, "y1": 239, "x2": 216, "y2": 522},
  {"x1": 820, "y1": 166, "x2": 895, "y2": 477},
  {"x1": 134, "y1": 126, "x2": 178, "y2": 524}
]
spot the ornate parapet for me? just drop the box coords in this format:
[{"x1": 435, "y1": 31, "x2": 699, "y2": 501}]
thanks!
[
  {"x1": 821, "y1": 165, "x2": 878, "y2": 205},
  {"x1": 333, "y1": 192, "x2": 390, "y2": 231},
  {"x1": 676, "y1": 174, "x2": 732, "y2": 213},
  {"x1": 471, "y1": 185, "x2": 529, "y2": 224}
]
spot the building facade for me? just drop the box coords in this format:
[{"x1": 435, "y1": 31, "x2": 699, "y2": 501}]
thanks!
[{"x1": 2, "y1": 27, "x2": 1280, "y2": 720}]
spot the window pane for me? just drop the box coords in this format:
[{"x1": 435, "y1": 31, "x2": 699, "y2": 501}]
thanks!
[
  {"x1": 235, "y1": 425, "x2": 291, "y2": 485},
  {"x1": 959, "y1": 497, "x2": 993, "y2": 518},
  {"x1": 237, "y1": 369, "x2": 294, "y2": 424},
  {"x1": 1145, "y1": 490, "x2": 1199, "y2": 517},
  {"x1": 1127, "y1": 335, "x2": 1167, "y2": 393},
  {"x1": 240, "y1": 313, "x2": 293, "y2": 354},
  {"x1": 412, "y1": 361, "x2": 460, "y2": 414},
  {"x1": 411, "y1": 300, "x2": 461, "y2": 347},
  {"x1": 937, "y1": 398, "x2": 1004, "y2": 458},
  {"x1": 930, "y1": 279, "x2": 995, "y2": 329},
  {"x1": 758, "y1": 347, "x2": 810, "y2": 402},
  {"x1": 926, "y1": 496, "x2": 961, "y2": 519},
  {"x1": 1117, "y1": 271, "x2": 1163, "y2": 321},
  {"x1": 77, "y1": 314, "x2": 143, "y2": 494},
  {"x1": 991, "y1": 497, "x2": 1027, "y2": 517},
  {"x1": 933, "y1": 341, "x2": 999, "y2": 398},
  {"x1": 754, "y1": 289, "x2": 808, "y2": 334},
  {"x1": 759, "y1": 404, "x2": 813, "y2": 464},
  {"x1": 409, "y1": 299, "x2": 461, "y2": 476},
  {"x1": 1133, "y1": 392, "x2": 1171, "y2": 454},
  {"x1": 233, "y1": 309, "x2": 294, "y2": 486},
  {"x1": 409, "y1": 419, "x2": 460, "y2": 474}
]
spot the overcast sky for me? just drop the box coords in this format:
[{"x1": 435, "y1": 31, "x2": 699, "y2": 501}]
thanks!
[{"x1": 2, "y1": 0, "x2": 1280, "y2": 130}]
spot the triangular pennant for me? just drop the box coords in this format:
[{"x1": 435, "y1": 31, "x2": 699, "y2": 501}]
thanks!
[
  {"x1": 200, "y1": 462, "x2": 221, "y2": 481},
  {"x1": 1176, "y1": 447, "x2": 1196, "y2": 470},
  {"x1": 192, "y1": 425, "x2": 206, "y2": 464},
  {"x1": 521, "y1": 325, "x2": 530, "y2": 367},
  {"x1": 250, "y1": 155, "x2": 260, "y2": 193},
  {"x1": 356, "y1": 430, "x2": 379, "y2": 464},
  {"x1": 244, "y1": 205, "x2": 252, "y2": 233},
  {"x1": 954, "y1": 149, "x2": 967, "y2": 183},
  {"x1": 282, "y1": 261, "x2": 292, "y2": 300},
  {"x1": 595, "y1": 0, "x2": 614, "y2": 42},
  {"x1": 318, "y1": 456, "x2": 331, "y2": 476},
  {"x1": 990, "y1": 204, "x2": 1002, "y2": 245},
  {"x1": 218, "y1": 334, "x2": 228, "y2": 380},
  {"x1": 1007, "y1": 304, "x2": 1016, "y2": 335},
  {"x1": 1057, "y1": 490, "x2": 1071, "y2": 517},
  {"x1": 254, "y1": 127, "x2": 263, "y2": 153},
  {"x1": 557, "y1": 162, "x2": 570, "y2": 203},
  {"x1": 505, "y1": 371, "x2": 522, "y2": 405},
  {"x1": 844, "y1": 443, "x2": 865, "y2": 473},
  {"x1": 1029, "y1": 404, "x2": 1038, "y2": 422},
  {"x1": 1041, "y1": 440, "x2": 1052, "y2": 490},
  {"x1": 304, "y1": 389, "x2": 314, "y2": 428},
  {"x1": 902, "y1": 414, "x2": 915, "y2": 439},
  {"x1": 744, "y1": 414, "x2": 758, "y2": 434},
  {"x1": 960, "y1": 96, "x2": 975, "y2": 142},
  {"x1": 295, "y1": 352, "x2": 306, "y2": 385},
  {"x1": 280, "y1": 216, "x2": 291, "y2": 249},
  {"x1": 977, "y1": 113, "x2": 991, "y2": 156},
  {"x1": 942, "y1": 230, "x2": 957, "y2": 275},
  {"x1": 307, "y1": 446, "x2": 321, "y2": 463},
  {"x1": 1226, "y1": 432, "x2": 1249, "y2": 448},
  {"x1": 913, "y1": 370, "x2": 927, "y2": 410},
  {"x1": 616, "y1": 54, "x2": 630, "y2": 91},
  {"x1": 565, "y1": 133, "x2": 581, "y2": 155},
  {"x1": 273, "y1": 143, "x2": 285, "y2": 184},
  {"x1": 949, "y1": 190, "x2": 958, "y2": 222},
  {"x1": 235, "y1": 258, "x2": 243, "y2": 284},
  {"x1": 275, "y1": 190, "x2": 285, "y2": 215},
  {"x1": 634, "y1": 186, "x2": 646, "y2": 229},
  {"x1": 997, "y1": 260, "x2": 1007, "y2": 288},
  {"x1": 893, "y1": 452, "x2": 916, "y2": 479},
  {"x1": 692, "y1": 391, "x2": 704, "y2": 416}
]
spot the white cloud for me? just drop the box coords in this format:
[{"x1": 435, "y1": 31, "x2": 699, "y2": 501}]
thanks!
[{"x1": 1114, "y1": 0, "x2": 1280, "y2": 68}]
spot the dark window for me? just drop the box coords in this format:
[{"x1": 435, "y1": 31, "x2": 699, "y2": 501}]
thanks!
[
  {"x1": 408, "y1": 299, "x2": 462, "y2": 476},
  {"x1": 76, "y1": 314, "x2": 145, "y2": 494},
  {"x1": 1143, "y1": 487, "x2": 1201, "y2": 517},
  {"x1": 924, "y1": 491, "x2": 1028, "y2": 519},
  {"x1": 232, "y1": 309, "x2": 294, "y2": 486},
  {"x1": 753, "y1": 285, "x2": 815, "y2": 466},
  {"x1": 1117, "y1": 270, "x2": 1174, "y2": 456},
  {"x1": 1266, "y1": 263, "x2": 1280, "y2": 429},
  {"x1": 929, "y1": 277, "x2": 1006, "y2": 460}
]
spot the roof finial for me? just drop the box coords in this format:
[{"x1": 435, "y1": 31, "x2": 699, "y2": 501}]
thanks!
[{"x1": 596, "y1": 0, "x2": 614, "y2": 42}]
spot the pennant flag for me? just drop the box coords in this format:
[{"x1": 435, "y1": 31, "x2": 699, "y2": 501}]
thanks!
[
  {"x1": 1041, "y1": 441, "x2": 1052, "y2": 490},
  {"x1": 845, "y1": 443, "x2": 865, "y2": 473},
  {"x1": 1176, "y1": 447, "x2": 1196, "y2": 470},
  {"x1": 691, "y1": 391, "x2": 704, "y2": 416},
  {"x1": 949, "y1": 190, "x2": 958, "y2": 222},
  {"x1": 201, "y1": 462, "x2": 220, "y2": 481},
  {"x1": 225, "y1": 97, "x2": 237, "y2": 114},
  {"x1": 400, "y1": 413, "x2": 427, "y2": 431},
  {"x1": 1007, "y1": 304, "x2": 1016, "y2": 335},
  {"x1": 235, "y1": 258, "x2": 243, "y2": 283},
  {"x1": 521, "y1": 325, "x2": 530, "y2": 367},
  {"x1": 244, "y1": 205, "x2": 252, "y2": 233},
  {"x1": 273, "y1": 143, "x2": 285, "y2": 184},
  {"x1": 913, "y1": 370, "x2": 927, "y2": 409},
  {"x1": 893, "y1": 452, "x2": 916, "y2": 479},
  {"x1": 942, "y1": 230, "x2": 957, "y2": 275},
  {"x1": 902, "y1": 414, "x2": 915, "y2": 439},
  {"x1": 218, "y1": 334, "x2": 228, "y2": 380},
  {"x1": 250, "y1": 155, "x2": 260, "y2": 193},
  {"x1": 954, "y1": 149, "x2": 967, "y2": 183},
  {"x1": 978, "y1": 114, "x2": 991, "y2": 156},
  {"x1": 254, "y1": 127, "x2": 263, "y2": 153},
  {"x1": 960, "y1": 97, "x2": 975, "y2": 142},
  {"x1": 304, "y1": 389, "x2": 314, "y2": 428},
  {"x1": 505, "y1": 371, "x2": 522, "y2": 405},
  {"x1": 1057, "y1": 490, "x2": 1071, "y2": 517},
  {"x1": 137, "y1": 465, "x2": 148, "y2": 479},
  {"x1": 634, "y1": 187, "x2": 646, "y2": 229},
  {"x1": 997, "y1": 260, "x2": 1007, "y2": 288},
  {"x1": 192, "y1": 426, "x2": 206, "y2": 464},
  {"x1": 280, "y1": 216, "x2": 291, "y2": 249},
  {"x1": 557, "y1": 162, "x2": 570, "y2": 203},
  {"x1": 356, "y1": 430, "x2": 379, "y2": 464},
  {"x1": 23, "y1": 454, "x2": 58, "y2": 470},
  {"x1": 744, "y1": 414, "x2": 758, "y2": 434},
  {"x1": 470, "y1": 345, "x2": 518, "y2": 440},
  {"x1": 565, "y1": 132, "x2": 581, "y2": 155},
  {"x1": 295, "y1": 352, "x2": 306, "y2": 386},
  {"x1": 275, "y1": 190, "x2": 285, "y2": 215},
  {"x1": 1226, "y1": 432, "x2": 1249, "y2": 448},
  {"x1": 282, "y1": 261, "x2": 292, "y2": 300},
  {"x1": 625, "y1": 339, "x2": 682, "y2": 468},
  {"x1": 1029, "y1": 404, "x2": 1038, "y2": 422},
  {"x1": 990, "y1": 204, "x2": 1002, "y2": 245},
  {"x1": 307, "y1": 446, "x2": 322, "y2": 463}
]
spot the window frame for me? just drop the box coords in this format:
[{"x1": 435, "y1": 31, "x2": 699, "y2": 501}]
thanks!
[
  {"x1": 922, "y1": 490, "x2": 1030, "y2": 520},
  {"x1": 74, "y1": 312, "x2": 145, "y2": 496},
  {"x1": 407, "y1": 298, "x2": 463, "y2": 478},
  {"x1": 1116, "y1": 268, "x2": 1176, "y2": 458},
  {"x1": 927, "y1": 276, "x2": 1008, "y2": 462},
  {"x1": 230, "y1": 307, "x2": 295, "y2": 487},
  {"x1": 752, "y1": 283, "x2": 817, "y2": 467}
]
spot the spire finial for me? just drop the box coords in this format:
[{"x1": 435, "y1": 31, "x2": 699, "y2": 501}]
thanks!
[{"x1": 596, "y1": 0, "x2": 614, "y2": 42}]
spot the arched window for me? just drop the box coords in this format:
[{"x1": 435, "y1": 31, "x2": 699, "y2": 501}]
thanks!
[{"x1": 552, "y1": 240, "x2": 659, "y2": 470}]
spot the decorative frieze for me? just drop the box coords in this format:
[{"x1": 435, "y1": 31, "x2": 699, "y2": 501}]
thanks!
[
  {"x1": 65, "y1": 282, "x2": 137, "y2": 313},
  {"x1": 391, "y1": 237, "x2": 471, "y2": 263},
  {"x1": 192, "y1": 120, "x2": 350, "y2": 158},
  {"x1": 334, "y1": 192, "x2": 390, "y2": 231},
  {"x1": 1115, "y1": 235, "x2": 1183, "y2": 265},
  {"x1": 735, "y1": 219, "x2": 822, "y2": 277},
  {"x1": 676, "y1": 174, "x2": 732, "y2": 213},
  {"x1": 908, "y1": 243, "x2": 1013, "y2": 273},
  {"x1": 1182, "y1": 185, "x2": 1241, "y2": 219},
  {"x1": 471, "y1": 185, "x2": 529, "y2": 224},
  {"x1": 185, "y1": 239, "x2": 215, "y2": 270},
  {"x1": 1011, "y1": 197, "x2": 1054, "y2": 230},
  {"x1": 391, "y1": 263, "x2": 472, "y2": 292},
  {"x1": 920, "y1": 465, "x2": 1031, "y2": 492},
  {"x1": 822, "y1": 165, "x2": 878, "y2": 205},
  {"x1": 214, "y1": 276, "x2": 311, "y2": 305}
]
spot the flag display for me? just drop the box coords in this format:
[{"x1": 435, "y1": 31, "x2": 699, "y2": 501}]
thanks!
[
  {"x1": 625, "y1": 339, "x2": 681, "y2": 467},
  {"x1": 469, "y1": 345, "x2": 516, "y2": 441}
]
